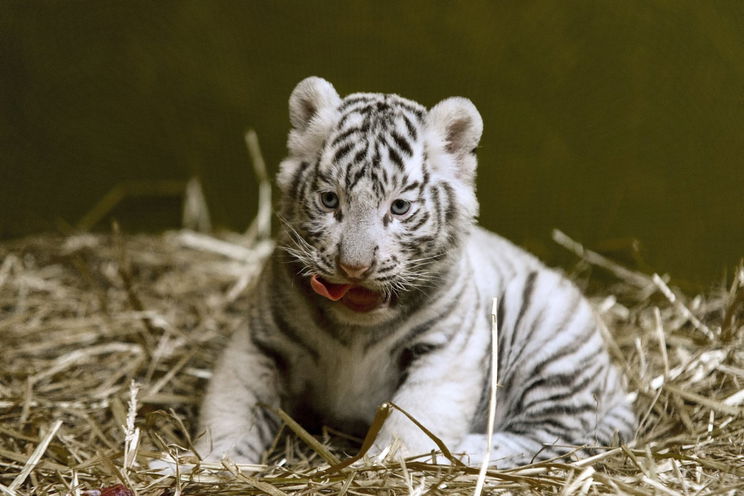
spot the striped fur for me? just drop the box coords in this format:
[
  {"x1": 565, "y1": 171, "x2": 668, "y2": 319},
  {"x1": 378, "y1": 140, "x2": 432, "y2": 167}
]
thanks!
[{"x1": 197, "y1": 77, "x2": 634, "y2": 467}]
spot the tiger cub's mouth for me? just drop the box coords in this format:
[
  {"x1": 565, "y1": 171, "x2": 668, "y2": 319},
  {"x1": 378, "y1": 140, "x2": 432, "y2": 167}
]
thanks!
[{"x1": 309, "y1": 274, "x2": 388, "y2": 313}]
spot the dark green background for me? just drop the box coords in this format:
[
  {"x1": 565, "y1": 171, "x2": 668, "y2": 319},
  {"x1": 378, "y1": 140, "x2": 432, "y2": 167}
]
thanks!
[{"x1": 2, "y1": 1, "x2": 743, "y2": 287}]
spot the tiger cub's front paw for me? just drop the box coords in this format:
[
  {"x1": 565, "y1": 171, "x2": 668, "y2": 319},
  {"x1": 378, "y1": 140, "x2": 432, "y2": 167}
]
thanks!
[
  {"x1": 148, "y1": 452, "x2": 199, "y2": 475},
  {"x1": 195, "y1": 436, "x2": 266, "y2": 466}
]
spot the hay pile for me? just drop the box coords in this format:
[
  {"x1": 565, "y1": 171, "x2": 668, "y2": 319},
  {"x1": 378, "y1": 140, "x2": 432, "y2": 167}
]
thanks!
[{"x1": 1, "y1": 226, "x2": 742, "y2": 495}]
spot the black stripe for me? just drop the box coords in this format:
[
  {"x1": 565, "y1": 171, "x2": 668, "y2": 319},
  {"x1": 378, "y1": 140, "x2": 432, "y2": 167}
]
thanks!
[
  {"x1": 375, "y1": 100, "x2": 391, "y2": 113},
  {"x1": 430, "y1": 185, "x2": 443, "y2": 230},
  {"x1": 373, "y1": 177, "x2": 385, "y2": 199},
  {"x1": 454, "y1": 278, "x2": 483, "y2": 356},
  {"x1": 344, "y1": 157, "x2": 355, "y2": 190},
  {"x1": 375, "y1": 263, "x2": 395, "y2": 274},
  {"x1": 390, "y1": 130, "x2": 413, "y2": 156},
  {"x1": 289, "y1": 161, "x2": 309, "y2": 199},
  {"x1": 303, "y1": 226, "x2": 321, "y2": 242},
  {"x1": 353, "y1": 102, "x2": 380, "y2": 119},
  {"x1": 506, "y1": 419, "x2": 572, "y2": 440},
  {"x1": 373, "y1": 274, "x2": 401, "y2": 284},
  {"x1": 406, "y1": 211, "x2": 430, "y2": 231},
  {"x1": 399, "y1": 243, "x2": 423, "y2": 258},
  {"x1": 349, "y1": 166, "x2": 366, "y2": 191},
  {"x1": 307, "y1": 159, "x2": 321, "y2": 197},
  {"x1": 518, "y1": 362, "x2": 600, "y2": 413},
  {"x1": 249, "y1": 332, "x2": 288, "y2": 374},
  {"x1": 504, "y1": 304, "x2": 547, "y2": 378},
  {"x1": 395, "y1": 101, "x2": 426, "y2": 120},
  {"x1": 419, "y1": 163, "x2": 430, "y2": 193},
  {"x1": 603, "y1": 412, "x2": 635, "y2": 441},
  {"x1": 390, "y1": 171, "x2": 400, "y2": 190},
  {"x1": 360, "y1": 119, "x2": 371, "y2": 132},
  {"x1": 253, "y1": 407, "x2": 280, "y2": 445},
  {"x1": 509, "y1": 320, "x2": 596, "y2": 403},
  {"x1": 400, "y1": 181, "x2": 420, "y2": 193},
  {"x1": 527, "y1": 402, "x2": 598, "y2": 422},
  {"x1": 396, "y1": 343, "x2": 444, "y2": 387},
  {"x1": 496, "y1": 294, "x2": 508, "y2": 381},
  {"x1": 603, "y1": 407, "x2": 635, "y2": 429},
  {"x1": 296, "y1": 160, "x2": 315, "y2": 203},
  {"x1": 441, "y1": 182, "x2": 458, "y2": 222},
  {"x1": 316, "y1": 169, "x2": 334, "y2": 184},
  {"x1": 336, "y1": 110, "x2": 354, "y2": 129},
  {"x1": 405, "y1": 234, "x2": 436, "y2": 246},
  {"x1": 339, "y1": 96, "x2": 374, "y2": 111},
  {"x1": 402, "y1": 114, "x2": 418, "y2": 140},
  {"x1": 408, "y1": 342, "x2": 442, "y2": 356},
  {"x1": 233, "y1": 442, "x2": 261, "y2": 459},
  {"x1": 400, "y1": 208, "x2": 420, "y2": 225},
  {"x1": 353, "y1": 145, "x2": 367, "y2": 164},
  {"x1": 387, "y1": 145, "x2": 404, "y2": 170},
  {"x1": 509, "y1": 271, "x2": 538, "y2": 351},
  {"x1": 333, "y1": 142, "x2": 354, "y2": 163},
  {"x1": 331, "y1": 126, "x2": 361, "y2": 147},
  {"x1": 271, "y1": 303, "x2": 320, "y2": 361},
  {"x1": 496, "y1": 291, "x2": 507, "y2": 327},
  {"x1": 391, "y1": 297, "x2": 460, "y2": 351},
  {"x1": 373, "y1": 143, "x2": 382, "y2": 169},
  {"x1": 534, "y1": 326, "x2": 597, "y2": 378}
]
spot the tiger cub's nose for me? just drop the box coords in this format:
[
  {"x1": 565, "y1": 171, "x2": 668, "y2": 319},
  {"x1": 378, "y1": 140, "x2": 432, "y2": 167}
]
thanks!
[{"x1": 339, "y1": 262, "x2": 370, "y2": 279}]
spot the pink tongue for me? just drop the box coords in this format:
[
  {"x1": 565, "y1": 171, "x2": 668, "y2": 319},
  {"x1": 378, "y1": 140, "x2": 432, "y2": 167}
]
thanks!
[{"x1": 310, "y1": 275, "x2": 353, "y2": 301}]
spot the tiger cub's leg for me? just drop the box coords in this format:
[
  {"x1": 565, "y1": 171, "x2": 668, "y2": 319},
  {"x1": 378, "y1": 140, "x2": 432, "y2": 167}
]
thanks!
[
  {"x1": 459, "y1": 390, "x2": 634, "y2": 467},
  {"x1": 461, "y1": 269, "x2": 634, "y2": 467},
  {"x1": 196, "y1": 325, "x2": 282, "y2": 464}
]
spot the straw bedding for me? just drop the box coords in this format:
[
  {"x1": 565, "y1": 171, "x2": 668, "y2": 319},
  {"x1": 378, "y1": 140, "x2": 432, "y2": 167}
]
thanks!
[{"x1": 1, "y1": 227, "x2": 742, "y2": 495}]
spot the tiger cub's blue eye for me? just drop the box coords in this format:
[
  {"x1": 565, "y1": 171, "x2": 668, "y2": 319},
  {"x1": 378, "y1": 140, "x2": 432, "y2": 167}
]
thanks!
[
  {"x1": 320, "y1": 191, "x2": 339, "y2": 209},
  {"x1": 391, "y1": 199, "x2": 411, "y2": 216}
]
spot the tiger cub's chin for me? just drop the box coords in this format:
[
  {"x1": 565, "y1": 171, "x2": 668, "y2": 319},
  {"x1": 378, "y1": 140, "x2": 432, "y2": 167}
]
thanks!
[{"x1": 325, "y1": 296, "x2": 397, "y2": 326}]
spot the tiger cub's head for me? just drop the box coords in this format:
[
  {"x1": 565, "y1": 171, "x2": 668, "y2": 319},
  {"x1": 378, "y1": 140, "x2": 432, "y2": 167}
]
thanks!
[{"x1": 277, "y1": 77, "x2": 482, "y2": 324}]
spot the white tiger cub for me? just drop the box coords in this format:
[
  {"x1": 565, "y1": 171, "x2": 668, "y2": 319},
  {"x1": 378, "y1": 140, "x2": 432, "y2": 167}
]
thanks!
[{"x1": 197, "y1": 77, "x2": 635, "y2": 467}]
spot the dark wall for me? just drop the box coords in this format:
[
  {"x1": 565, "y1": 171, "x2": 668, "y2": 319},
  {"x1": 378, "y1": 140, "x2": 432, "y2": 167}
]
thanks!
[{"x1": 2, "y1": 0, "x2": 743, "y2": 286}]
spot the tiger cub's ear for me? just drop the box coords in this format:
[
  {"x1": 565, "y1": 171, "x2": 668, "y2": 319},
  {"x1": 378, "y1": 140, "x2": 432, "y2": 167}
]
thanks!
[
  {"x1": 289, "y1": 77, "x2": 341, "y2": 130},
  {"x1": 286, "y1": 77, "x2": 341, "y2": 157},
  {"x1": 425, "y1": 97, "x2": 483, "y2": 183}
]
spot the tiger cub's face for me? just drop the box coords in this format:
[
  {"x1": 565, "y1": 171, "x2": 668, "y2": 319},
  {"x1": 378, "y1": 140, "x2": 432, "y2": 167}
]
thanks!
[{"x1": 277, "y1": 77, "x2": 483, "y2": 324}]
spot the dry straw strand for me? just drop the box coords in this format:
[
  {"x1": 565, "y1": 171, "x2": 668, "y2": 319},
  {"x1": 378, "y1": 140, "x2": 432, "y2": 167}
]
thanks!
[
  {"x1": 472, "y1": 297, "x2": 498, "y2": 496},
  {"x1": 8, "y1": 419, "x2": 63, "y2": 491}
]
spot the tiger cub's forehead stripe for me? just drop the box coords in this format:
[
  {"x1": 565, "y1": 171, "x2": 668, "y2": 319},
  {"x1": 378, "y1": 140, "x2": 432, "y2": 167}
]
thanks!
[
  {"x1": 331, "y1": 126, "x2": 363, "y2": 147},
  {"x1": 333, "y1": 95, "x2": 424, "y2": 144},
  {"x1": 390, "y1": 130, "x2": 413, "y2": 157},
  {"x1": 402, "y1": 113, "x2": 418, "y2": 140},
  {"x1": 387, "y1": 146, "x2": 404, "y2": 171},
  {"x1": 323, "y1": 95, "x2": 425, "y2": 200},
  {"x1": 324, "y1": 132, "x2": 414, "y2": 197}
]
